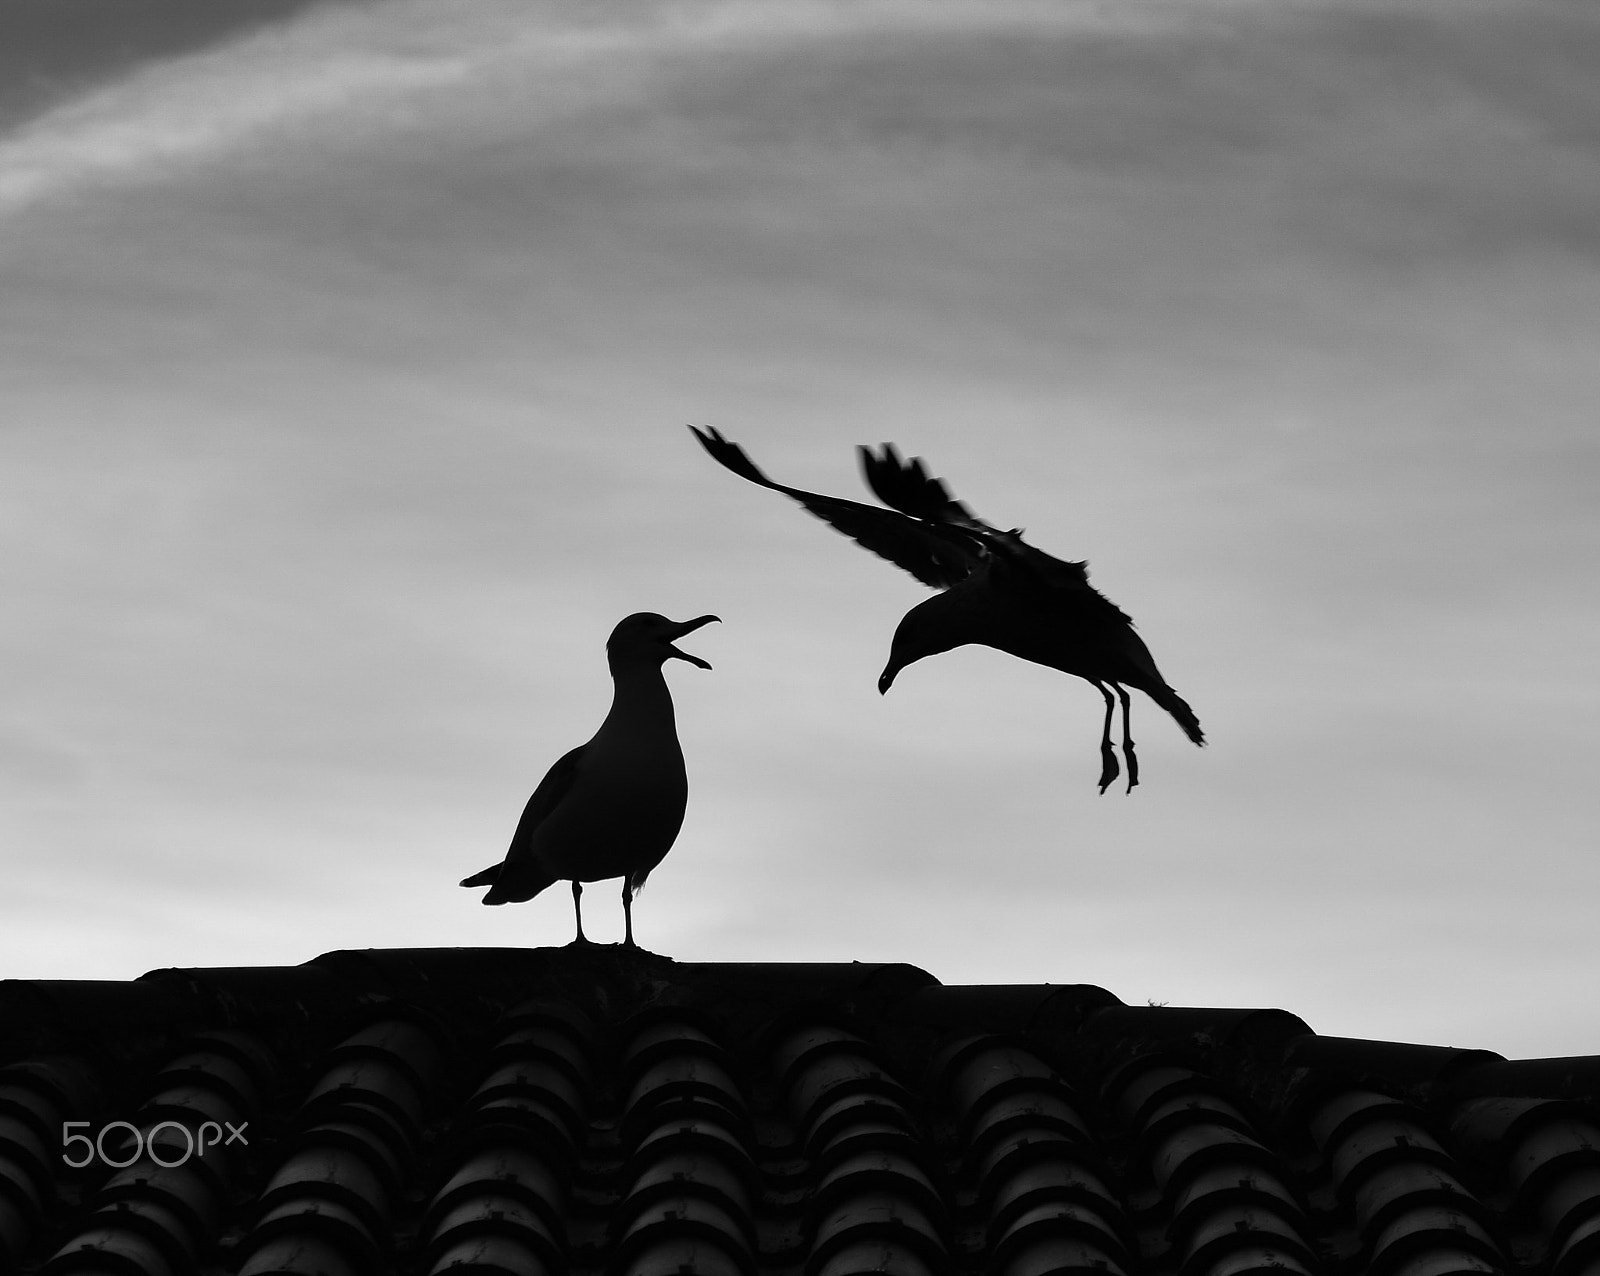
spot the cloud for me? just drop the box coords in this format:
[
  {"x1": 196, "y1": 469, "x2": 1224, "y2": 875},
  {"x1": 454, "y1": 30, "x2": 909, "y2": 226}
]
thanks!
[
  {"x1": 0, "y1": 12, "x2": 470, "y2": 213},
  {"x1": 9, "y1": 0, "x2": 1598, "y2": 282},
  {"x1": 0, "y1": 0, "x2": 358, "y2": 129},
  {"x1": 0, "y1": 0, "x2": 984, "y2": 213}
]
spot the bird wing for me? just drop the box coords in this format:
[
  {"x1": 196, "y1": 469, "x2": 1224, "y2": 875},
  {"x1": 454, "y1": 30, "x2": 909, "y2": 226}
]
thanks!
[
  {"x1": 985, "y1": 528, "x2": 1099, "y2": 595},
  {"x1": 859, "y1": 439, "x2": 1101, "y2": 598},
  {"x1": 690, "y1": 426, "x2": 986, "y2": 589},
  {"x1": 506, "y1": 744, "x2": 586, "y2": 853},
  {"x1": 858, "y1": 442, "x2": 983, "y2": 526},
  {"x1": 459, "y1": 743, "x2": 587, "y2": 888}
]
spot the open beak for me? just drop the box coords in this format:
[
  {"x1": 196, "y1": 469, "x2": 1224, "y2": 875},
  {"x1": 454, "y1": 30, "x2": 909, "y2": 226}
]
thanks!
[{"x1": 665, "y1": 614, "x2": 720, "y2": 669}]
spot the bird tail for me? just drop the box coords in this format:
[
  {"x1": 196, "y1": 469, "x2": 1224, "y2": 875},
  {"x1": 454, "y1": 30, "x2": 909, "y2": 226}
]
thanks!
[
  {"x1": 460, "y1": 859, "x2": 559, "y2": 906},
  {"x1": 1148, "y1": 684, "x2": 1205, "y2": 746}
]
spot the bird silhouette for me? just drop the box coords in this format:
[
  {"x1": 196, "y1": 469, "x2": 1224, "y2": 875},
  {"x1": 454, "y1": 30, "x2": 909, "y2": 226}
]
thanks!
[
  {"x1": 460, "y1": 612, "x2": 719, "y2": 945},
  {"x1": 690, "y1": 426, "x2": 1201, "y2": 792}
]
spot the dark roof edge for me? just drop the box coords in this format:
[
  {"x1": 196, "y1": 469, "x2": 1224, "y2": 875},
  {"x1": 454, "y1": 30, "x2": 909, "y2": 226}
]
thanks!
[{"x1": 3, "y1": 949, "x2": 1594, "y2": 1103}]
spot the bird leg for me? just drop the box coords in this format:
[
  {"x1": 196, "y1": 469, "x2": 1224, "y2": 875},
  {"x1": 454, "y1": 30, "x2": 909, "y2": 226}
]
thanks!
[
  {"x1": 621, "y1": 878, "x2": 636, "y2": 949},
  {"x1": 1115, "y1": 683, "x2": 1138, "y2": 793},
  {"x1": 1094, "y1": 681, "x2": 1120, "y2": 794},
  {"x1": 570, "y1": 880, "x2": 590, "y2": 945}
]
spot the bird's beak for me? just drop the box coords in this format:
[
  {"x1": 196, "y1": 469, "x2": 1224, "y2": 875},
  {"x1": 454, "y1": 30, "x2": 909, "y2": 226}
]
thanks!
[
  {"x1": 665, "y1": 614, "x2": 720, "y2": 669},
  {"x1": 877, "y1": 653, "x2": 904, "y2": 695}
]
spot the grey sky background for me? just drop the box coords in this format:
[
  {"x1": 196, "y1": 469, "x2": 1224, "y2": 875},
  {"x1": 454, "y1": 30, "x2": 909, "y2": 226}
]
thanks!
[{"x1": 2, "y1": 0, "x2": 1597, "y2": 1057}]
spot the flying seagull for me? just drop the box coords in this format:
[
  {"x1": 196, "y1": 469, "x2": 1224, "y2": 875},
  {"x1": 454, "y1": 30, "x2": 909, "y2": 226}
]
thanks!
[
  {"x1": 690, "y1": 426, "x2": 1201, "y2": 792},
  {"x1": 460, "y1": 612, "x2": 719, "y2": 945}
]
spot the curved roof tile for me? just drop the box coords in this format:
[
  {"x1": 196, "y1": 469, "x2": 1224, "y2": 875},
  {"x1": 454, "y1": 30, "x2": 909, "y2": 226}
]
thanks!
[{"x1": 1, "y1": 946, "x2": 1596, "y2": 1274}]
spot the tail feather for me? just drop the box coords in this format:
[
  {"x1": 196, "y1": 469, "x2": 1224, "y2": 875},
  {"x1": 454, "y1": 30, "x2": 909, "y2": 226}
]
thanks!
[
  {"x1": 479, "y1": 858, "x2": 559, "y2": 906},
  {"x1": 1148, "y1": 684, "x2": 1205, "y2": 745}
]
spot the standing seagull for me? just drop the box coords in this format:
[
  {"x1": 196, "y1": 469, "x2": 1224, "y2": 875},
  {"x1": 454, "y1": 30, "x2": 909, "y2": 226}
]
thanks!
[
  {"x1": 460, "y1": 612, "x2": 719, "y2": 945},
  {"x1": 690, "y1": 427, "x2": 1201, "y2": 792}
]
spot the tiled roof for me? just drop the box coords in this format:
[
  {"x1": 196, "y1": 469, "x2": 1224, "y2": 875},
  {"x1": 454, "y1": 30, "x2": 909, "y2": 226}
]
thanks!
[{"x1": 2, "y1": 947, "x2": 1598, "y2": 1275}]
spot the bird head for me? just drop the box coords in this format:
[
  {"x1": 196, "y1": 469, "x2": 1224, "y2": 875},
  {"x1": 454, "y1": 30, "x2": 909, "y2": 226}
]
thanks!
[
  {"x1": 608, "y1": 612, "x2": 721, "y2": 671},
  {"x1": 877, "y1": 640, "x2": 925, "y2": 694},
  {"x1": 877, "y1": 595, "x2": 962, "y2": 694}
]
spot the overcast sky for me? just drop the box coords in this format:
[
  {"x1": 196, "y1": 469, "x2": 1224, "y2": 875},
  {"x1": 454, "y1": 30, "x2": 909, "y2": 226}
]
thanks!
[{"x1": 2, "y1": 0, "x2": 1596, "y2": 1059}]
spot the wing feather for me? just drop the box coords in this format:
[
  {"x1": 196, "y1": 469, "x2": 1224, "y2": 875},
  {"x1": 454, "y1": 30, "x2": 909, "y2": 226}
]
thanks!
[
  {"x1": 458, "y1": 744, "x2": 587, "y2": 889},
  {"x1": 856, "y1": 439, "x2": 1099, "y2": 598},
  {"x1": 691, "y1": 426, "x2": 983, "y2": 589},
  {"x1": 859, "y1": 443, "x2": 983, "y2": 526},
  {"x1": 505, "y1": 745, "x2": 585, "y2": 854}
]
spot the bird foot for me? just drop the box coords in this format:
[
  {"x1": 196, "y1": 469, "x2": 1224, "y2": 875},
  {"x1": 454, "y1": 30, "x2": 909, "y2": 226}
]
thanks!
[{"x1": 1098, "y1": 748, "x2": 1120, "y2": 795}]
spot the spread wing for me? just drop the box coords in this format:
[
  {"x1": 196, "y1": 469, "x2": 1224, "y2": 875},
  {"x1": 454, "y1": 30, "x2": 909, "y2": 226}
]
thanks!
[
  {"x1": 985, "y1": 528, "x2": 1101, "y2": 597},
  {"x1": 690, "y1": 426, "x2": 985, "y2": 589},
  {"x1": 859, "y1": 441, "x2": 1096, "y2": 593},
  {"x1": 858, "y1": 442, "x2": 982, "y2": 525}
]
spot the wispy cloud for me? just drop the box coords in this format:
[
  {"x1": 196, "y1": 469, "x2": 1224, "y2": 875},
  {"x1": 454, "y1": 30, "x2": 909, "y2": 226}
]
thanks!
[
  {"x1": 0, "y1": 0, "x2": 928, "y2": 214},
  {"x1": 0, "y1": 13, "x2": 468, "y2": 213}
]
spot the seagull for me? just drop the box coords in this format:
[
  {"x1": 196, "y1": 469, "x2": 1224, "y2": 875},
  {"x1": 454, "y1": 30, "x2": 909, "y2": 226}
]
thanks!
[
  {"x1": 690, "y1": 426, "x2": 1201, "y2": 792},
  {"x1": 460, "y1": 612, "x2": 719, "y2": 945}
]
